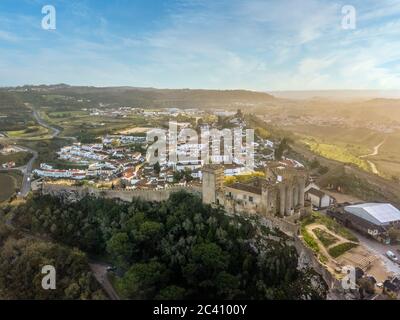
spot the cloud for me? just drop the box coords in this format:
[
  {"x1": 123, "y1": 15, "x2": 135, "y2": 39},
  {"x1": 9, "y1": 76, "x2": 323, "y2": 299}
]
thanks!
[
  {"x1": 0, "y1": 0, "x2": 399, "y2": 90},
  {"x1": 0, "y1": 30, "x2": 19, "y2": 42}
]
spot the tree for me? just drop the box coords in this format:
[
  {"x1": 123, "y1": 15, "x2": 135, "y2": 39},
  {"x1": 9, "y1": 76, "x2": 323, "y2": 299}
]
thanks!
[
  {"x1": 11, "y1": 192, "x2": 328, "y2": 300},
  {"x1": 155, "y1": 285, "x2": 186, "y2": 300},
  {"x1": 388, "y1": 227, "x2": 400, "y2": 244},
  {"x1": 0, "y1": 237, "x2": 105, "y2": 300},
  {"x1": 106, "y1": 232, "x2": 132, "y2": 267},
  {"x1": 318, "y1": 166, "x2": 329, "y2": 175},
  {"x1": 137, "y1": 221, "x2": 163, "y2": 240},
  {"x1": 119, "y1": 261, "x2": 167, "y2": 299},
  {"x1": 215, "y1": 271, "x2": 240, "y2": 299},
  {"x1": 191, "y1": 242, "x2": 229, "y2": 274},
  {"x1": 358, "y1": 277, "x2": 375, "y2": 296},
  {"x1": 275, "y1": 138, "x2": 289, "y2": 160},
  {"x1": 310, "y1": 158, "x2": 320, "y2": 170}
]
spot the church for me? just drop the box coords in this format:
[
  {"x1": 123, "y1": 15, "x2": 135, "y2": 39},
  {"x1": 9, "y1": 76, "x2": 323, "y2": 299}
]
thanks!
[{"x1": 202, "y1": 162, "x2": 307, "y2": 218}]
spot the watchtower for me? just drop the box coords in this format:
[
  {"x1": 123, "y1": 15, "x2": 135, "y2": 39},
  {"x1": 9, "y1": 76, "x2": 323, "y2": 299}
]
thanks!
[{"x1": 202, "y1": 165, "x2": 224, "y2": 204}]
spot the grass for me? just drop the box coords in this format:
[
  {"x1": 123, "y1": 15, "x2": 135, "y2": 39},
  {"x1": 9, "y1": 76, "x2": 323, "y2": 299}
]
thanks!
[
  {"x1": 301, "y1": 226, "x2": 320, "y2": 253},
  {"x1": 303, "y1": 138, "x2": 371, "y2": 172},
  {"x1": 328, "y1": 242, "x2": 358, "y2": 258},
  {"x1": 19, "y1": 138, "x2": 70, "y2": 169},
  {"x1": 107, "y1": 273, "x2": 126, "y2": 300},
  {"x1": 7, "y1": 126, "x2": 49, "y2": 139},
  {"x1": 313, "y1": 228, "x2": 339, "y2": 247},
  {"x1": 0, "y1": 171, "x2": 22, "y2": 202},
  {"x1": 319, "y1": 254, "x2": 328, "y2": 264},
  {"x1": 224, "y1": 171, "x2": 265, "y2": 185},
  {"x1": 255, "y1": 127, "x2": 271, "y2": 139},
  {"x1": 301, "y1": 211, "x2": 359, "y2": 243}
]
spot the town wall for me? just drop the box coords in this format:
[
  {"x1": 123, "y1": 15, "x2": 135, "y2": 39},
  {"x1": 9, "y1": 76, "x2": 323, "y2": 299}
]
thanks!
[{"x1": 40, "y1": 182, "x2": 201, "y2": 203}]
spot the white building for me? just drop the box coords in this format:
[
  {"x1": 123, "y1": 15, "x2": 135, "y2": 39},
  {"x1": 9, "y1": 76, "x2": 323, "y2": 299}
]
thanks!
[
  {"x1": 33, "y1": 169, "x2": 86, "y2": 180},
  {"x1": 306, "y1": 188, "x2": 333, "y2": 209}
]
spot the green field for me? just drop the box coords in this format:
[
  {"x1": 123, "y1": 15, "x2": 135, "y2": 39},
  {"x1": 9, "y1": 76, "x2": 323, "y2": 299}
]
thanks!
[
  {"x1": 0, "y1": 171, "x2": 22, "y2": 202},
  {"x1": 19, "y1": 138, "x2": 70, "y2": 169},
  {"x1": 7, "y1": 126, "x2": 49, "y2": 139},
  {"x1": 328, "y1": 242, "x2": 358, "y2": 258},
  {"x1": 303, "y1": 138, "x2": 371, "y2": 172},
  {"x1": 40, "y1": 107, "x2": 166, "y2": 143},
  {"x1": 284, "y1": 124, "x2": 400, "y2": 179}
]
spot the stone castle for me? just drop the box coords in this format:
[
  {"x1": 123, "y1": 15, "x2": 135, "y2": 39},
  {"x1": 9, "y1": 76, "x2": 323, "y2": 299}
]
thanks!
[{"x1": 202, "y1": 163, "x2": 306, "y2": 218}]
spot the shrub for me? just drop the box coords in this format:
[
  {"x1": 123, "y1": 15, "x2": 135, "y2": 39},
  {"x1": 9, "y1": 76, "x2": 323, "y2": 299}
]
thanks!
[
  {"x1": 301, "y1": 227, "x2": 319, "y2": 253},
  {"x1": 314, "y1": 228, "x2": 339, "y2": 247},
  {"x1": 328, "y1": 242, "x2": 358, "y2": 258}
]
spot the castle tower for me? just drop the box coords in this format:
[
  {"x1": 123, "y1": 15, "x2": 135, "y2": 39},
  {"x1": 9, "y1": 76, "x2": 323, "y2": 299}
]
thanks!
[{"x1": 202, "y1": 165, "x2": 224, "y2": 205}]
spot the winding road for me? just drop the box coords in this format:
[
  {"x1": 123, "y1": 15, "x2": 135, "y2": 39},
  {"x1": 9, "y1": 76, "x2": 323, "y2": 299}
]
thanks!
[
  {"x1": 1, "y1": 106, "x2": 65, "y2": 197},
  {"x1": 360, "y1": 139, "x2": 386, "y2": 175},
  {"x1": 16, "y1": 146, "x2": 38, "y2": 197},
  {"x1": 32, "y1": 108, "x2": 60, "y2": 138}
]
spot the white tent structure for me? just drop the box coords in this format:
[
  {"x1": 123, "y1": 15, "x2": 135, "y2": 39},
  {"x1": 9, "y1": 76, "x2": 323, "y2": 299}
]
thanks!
[{"x1": 345, "y1": 203, "x2": 400, "y2": 227}]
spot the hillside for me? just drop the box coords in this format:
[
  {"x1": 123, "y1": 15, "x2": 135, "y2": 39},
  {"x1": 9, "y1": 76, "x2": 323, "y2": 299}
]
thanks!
[
  {"x1": 2, "y1": 85, "x2": 276, "y2": 109},
  {"x1": 0, "y1": 92, "x2": 33, "y2": 131}
]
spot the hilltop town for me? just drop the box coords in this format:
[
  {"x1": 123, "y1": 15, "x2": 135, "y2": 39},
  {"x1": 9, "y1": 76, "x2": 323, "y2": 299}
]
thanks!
[{"x1": 1, "y1": 87, "x2": 400, "y2": 301}]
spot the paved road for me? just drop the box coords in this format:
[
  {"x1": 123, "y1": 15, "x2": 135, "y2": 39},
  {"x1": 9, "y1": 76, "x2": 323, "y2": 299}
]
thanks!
[
  {"x1": 18, "y1": 146, "x2": 38, "y2": 197},
  {"x1": 32, "y1": 107, "x2": 77, "y2": 142},
  {"x1": 32, "y1": 108, "x2": 60, "y2": 138},
  {"x1": 1, "y1": 106, "x2": 70, "y2": 198},
  {"x1": 351, "y1": 230, "x2": 400, "y2": 275},
  {"x1": 0, "y1": 144, "x2": 38, "y2": 197},
  {"x1": 89, "y1": 262, "x2": 121, "y2": 300}
]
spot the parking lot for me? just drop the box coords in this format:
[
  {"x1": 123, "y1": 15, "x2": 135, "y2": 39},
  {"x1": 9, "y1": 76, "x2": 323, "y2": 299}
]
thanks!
[{"x1": 350, "y1": 229, "x2": 400, "y2": 275}]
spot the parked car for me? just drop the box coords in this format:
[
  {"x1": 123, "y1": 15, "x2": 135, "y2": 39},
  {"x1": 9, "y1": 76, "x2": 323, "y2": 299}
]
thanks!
[
  {"x1": 106, "y1": 266, "x2": 116, "y2": 272},
  {"x1": 386, "y1": 250, "x2": 398, "y2": 262}
]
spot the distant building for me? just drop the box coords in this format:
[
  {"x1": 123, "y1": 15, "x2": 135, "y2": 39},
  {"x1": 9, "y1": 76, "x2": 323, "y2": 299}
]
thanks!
[
  {"x1": 328, "y1": 203, "x2": 400, "y2": 243},
  {"x1": 306, "y1": 188, "x2": 333, "y2": 209},
  {"x1": 1, "y1": 161, "x2": 16, "y2": 169},
  {"x1": 383, "y1": 277, "x2": 400, "y2": 296},
  {"x1": 304, "y1": 181, "x2": 320, "y2": 193},
  {"x1": 202, "y1": 162, "x2": 306, "y2": 217},
  {"x1": 33, "y1": 168, "x2": 86, "y2": 180}
]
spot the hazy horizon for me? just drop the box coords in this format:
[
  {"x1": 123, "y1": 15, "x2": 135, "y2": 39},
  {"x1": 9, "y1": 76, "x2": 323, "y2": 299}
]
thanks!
[{"x1": 3, "y1": 84, "x2": 400, "y2": 100}]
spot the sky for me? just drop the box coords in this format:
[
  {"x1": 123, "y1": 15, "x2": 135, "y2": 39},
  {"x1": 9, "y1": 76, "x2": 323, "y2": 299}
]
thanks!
[{"x1": 0, "y1": 0, "x2": 400, "y2": 90}]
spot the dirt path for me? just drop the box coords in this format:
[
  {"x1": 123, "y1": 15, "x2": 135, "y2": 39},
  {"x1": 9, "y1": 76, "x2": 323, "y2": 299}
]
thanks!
[
  {"x1": 306, "y1": 223, "x2": 357, "y2": 259},
  {"x1": 89, "y1": 262, "x2": 121, "y2": 300},
  {"x1": 360, "y1": 139, "x2": 386, "y2": 175},
  {"x1": 306, "y1": 223, "x2": 393, "y2": 282},
  {"x1": 308, "y1": 224, "x2": 355, "y2": 248}
]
